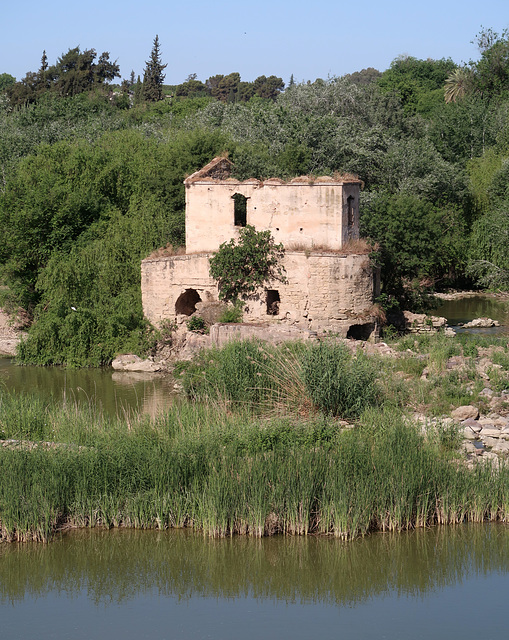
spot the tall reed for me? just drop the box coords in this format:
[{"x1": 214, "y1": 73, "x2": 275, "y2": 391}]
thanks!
[{"x1": 2, "y1": 390, "x2": 509, "y2": 543}]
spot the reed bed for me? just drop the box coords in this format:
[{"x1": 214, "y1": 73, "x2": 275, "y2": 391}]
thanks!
[
  {"x1": 3, "y1": 336, "x2": 509, "y2": 543},
  {"x1": 2, "y1": 383, "x2": 509, "y2": 542}
]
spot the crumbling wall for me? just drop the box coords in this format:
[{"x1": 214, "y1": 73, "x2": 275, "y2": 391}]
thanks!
[
  {"x1": 185, "y1": 180, "x2": 359, "y2": 254},
  {"x1": 141, "y1": 251, "x2": 377, "y2": 336}
]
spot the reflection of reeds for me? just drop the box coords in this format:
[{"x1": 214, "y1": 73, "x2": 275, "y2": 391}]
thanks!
[{"x1": 2, "y1": 524, "x2": 509, "y2": 606}]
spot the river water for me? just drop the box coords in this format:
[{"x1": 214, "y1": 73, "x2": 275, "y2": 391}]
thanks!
[
  {"x1": 0, "y1": 357, "x2": 176, "y2": 418},
  {"x1": 432, "y1": 294, "x2": 509, "y2": 335},
  {"x1": 1, "y1": 524, "x2": 508, "y2": 640}
]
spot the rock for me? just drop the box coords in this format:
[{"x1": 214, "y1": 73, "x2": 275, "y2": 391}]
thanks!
[
  {"x1": 479, "y1": 387, "x2": 495, "y2": 397},
  {"x1": 177, "y1": 332, "x2": 212, "y2": 360},
  {"x1": 461, "y1": 441, "x2": 478, "y2": 454},
  {"x1": 0, "y1": 308, "x2": 28, "y2": 356},
  {"x1": 463, "y1": 317, "x2": 500, "y2": 328},
  {"x1": 489, "y1": 397, "x2": 506, "y2": 411},
  {"x1": 111, "y1": 354, "x2": 162, "y2": 372},
  {"x1": 492, "y1": 441, "x2": 509, "y2": 454},
  {"x1": 444, "y1": 327, "x2": 456, "y2": 337},
  {"x1": 461, "y1": 418, "x2": 482, "y2": 432},
  {"x1": 462, "y1": 427, "x2": 478, "y2": 440},
  {"x1": 481, "y1": 451, "x2": 500, "y2": 464},
  {"x1": 402, "y1": 310, "x2": 447, "y2": 333},
  {"x1": 0, "y1": 338, "x2": 20, "y2": 357},
  {"x1": 480, "y1": 426, "x2": 502, "y2": 438},
  {"x1": 451, "y1": 405, "x2": 479, "y2": 421},
  {"x1": 476, "y1": 357, "x2": 501, "y2": 379},
  {"x1": 482, "y1": 437, "x2": 500, "y2": 448},
  {"x1": 112, "y1": 371, "x2": 164, "y2": 383}
]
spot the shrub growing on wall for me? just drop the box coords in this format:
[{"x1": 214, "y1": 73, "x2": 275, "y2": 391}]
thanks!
[{"x1": 209, "y1": 225, "x2": 287, "y2": 303}]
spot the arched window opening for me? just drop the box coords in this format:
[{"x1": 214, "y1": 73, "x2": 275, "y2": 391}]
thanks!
[
  {"x1": 175, "y1": 289, "x2": 202, "y2": 316},
  {"x1": 346, "y1": 323, "x2": 373, "y2": 341},
  {"x1": 232, "y1": 193, "x2": 248, "y2": 227}
]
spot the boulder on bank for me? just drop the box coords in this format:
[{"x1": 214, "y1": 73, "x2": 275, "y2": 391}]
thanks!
[
  {"x1": 111, "y1": 354, "x2": 162, "y2": 372},
  {"x1": 387, "y1": 310, "x2": 448, "y2": 334},
  {"x1": 451, "y1": 405, "x2": 479, "y2": 421},
  {"x1": 0, "y1": 308, "x2": 27, "y2": 356},
  {"x1": 463, "y1": 317, "x2": 500, "y2": 328}
]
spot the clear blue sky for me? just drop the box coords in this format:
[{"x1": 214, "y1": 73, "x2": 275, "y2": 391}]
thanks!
[{"x1": 3, "y1": 1, "x2": 508, "y2": 84}]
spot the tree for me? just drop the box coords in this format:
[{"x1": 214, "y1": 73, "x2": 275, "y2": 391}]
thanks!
[
  {"x1": 253, "y1": 75, "x2": 284, "y2": 100},
  {"x1": 206, "y1": 73, "x2": 240, "y2": 103},
  {"x1": 468, "y1": 202, "x2": 509, "y2": 288},
  {"x1": 143, "y1": 35, "x2": 167, "y2": 102},
  {"x1": 444, "y1": 67, "x2": 474, "y2": 103},
  {"x1": 345, "y1": 67, "x2": 381, "y2": 86},
  {"x1": 0, "y1": 73, "x2": 15, "y2": 92},
  {"x1": 7, "y1": 47, "x2": 120, "y2": 105},
  {"x1": 378, "y1": 55, "x2": 456, "y2": 114},
  {"x1": 50, "y1": 47, "x2": 120, "y2": 97},
  {"x1": 360, "y1": 193, "x2": 466, "y2": 294},
  {"x1": 175, "y1": 74, "x2": 209, "y2": 98},
  {"x1": 209, "y1": 225, "x2": 287, "y2": 302}
]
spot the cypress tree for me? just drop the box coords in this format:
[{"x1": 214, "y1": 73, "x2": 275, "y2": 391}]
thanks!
[{"x1": 142, "y1": 35, "x2": 167, "y2": 102}]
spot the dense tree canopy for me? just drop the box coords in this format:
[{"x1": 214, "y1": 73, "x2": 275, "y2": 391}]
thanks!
[
  {"x1": 7, "y1": 47, "x2": 120, "y2": 106},
  {"x1": 1, "y1": 27, "x2": 509, "y2": 364}
]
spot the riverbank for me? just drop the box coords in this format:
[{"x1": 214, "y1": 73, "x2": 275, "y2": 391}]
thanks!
[
  {"x1": 0, "y1": 309, "x2": 26, "y2": 357},
  {"x1": 2, "y1": 334, "x2": 509, "y2": 543}
]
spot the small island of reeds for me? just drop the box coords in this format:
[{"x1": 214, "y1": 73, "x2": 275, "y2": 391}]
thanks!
[{"x1": 2, "y1": 335, "x2": 509, "y2": 543}]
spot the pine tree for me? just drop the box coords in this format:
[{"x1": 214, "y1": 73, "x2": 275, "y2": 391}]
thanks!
[
  {"x1": 142, "y1": 35, "x2": 167, "y2": 102},
  {"x1": 37, "y1": 50, "x2": 50, "y2": 92},
  {"x1": 134, "y1": 75, "x2": 143, "y2": 104}
]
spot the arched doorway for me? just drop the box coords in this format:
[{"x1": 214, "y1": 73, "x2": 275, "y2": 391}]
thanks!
[{"x1": 175, "y1": 289, "x2": 202, "y2": 316}]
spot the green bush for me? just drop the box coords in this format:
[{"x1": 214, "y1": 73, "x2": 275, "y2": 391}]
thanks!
[
  {"x1": 217, "y1": 302, "x2": 243, "y2": 323},
  {"x1": 209, "y1": 225, "x2": 286, "y2": 302},
  {"x1": 186, "y1": 316, "x2": 207, "y2": 333},
  {"x1": 180, "y1": 340, "x2": 281, "y2": 405},
  {"x1": 302, "y1": 342, "x2": 381, "y2": 418}
]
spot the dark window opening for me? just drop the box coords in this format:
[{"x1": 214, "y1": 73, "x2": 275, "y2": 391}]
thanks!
[
  {"x1": 347, "y1": 196, "x2": 355, "y2": 228},
  {"x1": 346, "y1": 323, "x2": 373, "y2": 341},
  {"x1": 175, "y1": 289, "x2": 202, "y2": 316},
  {"x1": 266, "y1": 290, "x2": 280, "y2": 315},
  {"x1": 232, "y1": 193, "x2": 247, "y2": 227}
]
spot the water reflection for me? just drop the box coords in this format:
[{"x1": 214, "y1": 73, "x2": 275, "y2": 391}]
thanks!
[
  {"x1": 1, "y1": 524, "x2": 508, "y2": 606},
  {"x1": 432, "y1": 294, "x2": 509, "y2": 332},
  {"x1": 0, "y1": 358, "x2": 175, "y2": 418}
]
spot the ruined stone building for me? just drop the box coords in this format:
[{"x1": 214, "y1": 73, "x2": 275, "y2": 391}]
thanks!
[{"x1": 141, "y1": 157, "x2": 380, "y2": 338}]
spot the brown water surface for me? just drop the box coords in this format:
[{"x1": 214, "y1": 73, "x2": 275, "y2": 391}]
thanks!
[
  {"x1": 432, "y1": 294, "x2": 509, "y2": 334},
  {"x1": 0, "y1": 357, "x2": 176, "y2": 418}
]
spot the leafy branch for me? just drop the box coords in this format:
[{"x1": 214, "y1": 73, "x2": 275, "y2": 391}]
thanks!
[{"x1": 209, "y1": 225, "x2": 287, "y2": 303}]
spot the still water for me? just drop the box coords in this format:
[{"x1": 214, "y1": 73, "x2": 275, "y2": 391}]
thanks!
[
  {"x1": 0, "y1": 358, "x2": 176, "y2": 418},
  {"x1": 432, "y1": 294, "x2": 509, "y2": 334},
  {"x1": 1, "y1": 524, "x2": 508, "y2": 640}
]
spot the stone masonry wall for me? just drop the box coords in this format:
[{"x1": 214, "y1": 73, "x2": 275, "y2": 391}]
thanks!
[
  {"x1": 141, "y1": 251, "x2": 376, "y2": 334},
  {"x1": 185, "y1": 181, "x2": 360, "y2": 254}
]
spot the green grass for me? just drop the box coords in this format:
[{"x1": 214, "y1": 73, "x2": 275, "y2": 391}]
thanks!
[
  {"x1": 3, "y1": 333, "x2": 509, "y2": 543},
  {"x1": 1, "y1": 385, "x2": 509, "y2": 543}
]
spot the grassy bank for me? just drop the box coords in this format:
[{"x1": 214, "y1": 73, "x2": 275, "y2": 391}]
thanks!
[{"x1": 2, "y1": 336, "x2": 509, "y2": 543}]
